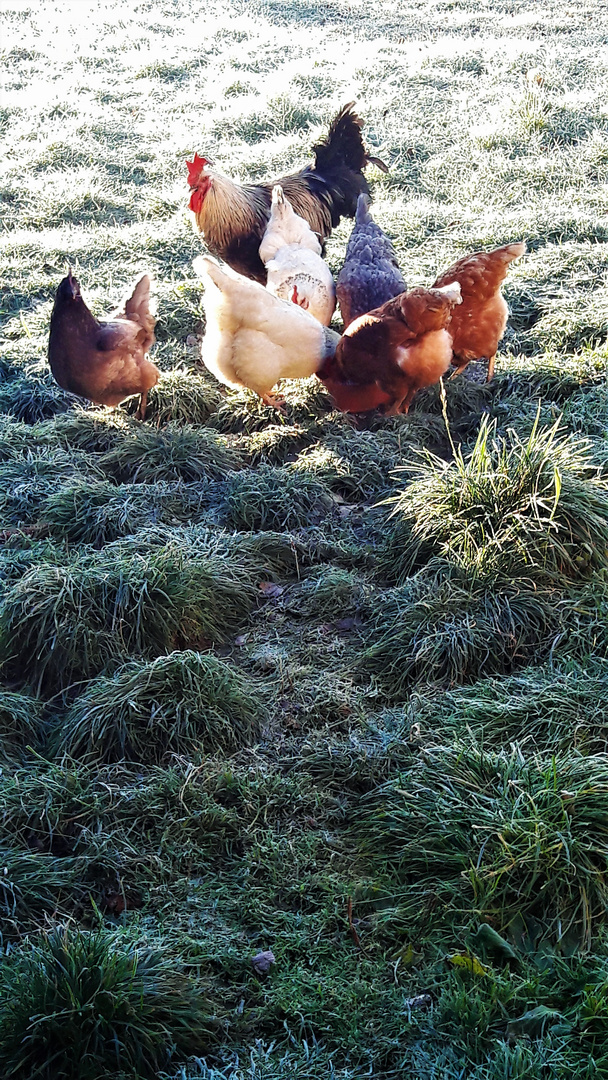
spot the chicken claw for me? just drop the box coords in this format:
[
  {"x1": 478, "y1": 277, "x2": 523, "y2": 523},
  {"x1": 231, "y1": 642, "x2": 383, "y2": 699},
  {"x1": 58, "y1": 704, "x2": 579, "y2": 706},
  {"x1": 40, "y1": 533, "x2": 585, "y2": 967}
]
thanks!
[{"x1": 261, "y1": 392, "x2": 287, "y2": 412}]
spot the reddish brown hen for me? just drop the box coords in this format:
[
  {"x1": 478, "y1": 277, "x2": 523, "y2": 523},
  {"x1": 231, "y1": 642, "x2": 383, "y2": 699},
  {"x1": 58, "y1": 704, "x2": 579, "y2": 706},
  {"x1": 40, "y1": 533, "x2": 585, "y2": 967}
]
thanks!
[
  {"x1": 433, "y1": 241, "x2": 526, "y2": 382},
  {"x1": 320, "y1": 281, "x2": 462, "y2": 415}
]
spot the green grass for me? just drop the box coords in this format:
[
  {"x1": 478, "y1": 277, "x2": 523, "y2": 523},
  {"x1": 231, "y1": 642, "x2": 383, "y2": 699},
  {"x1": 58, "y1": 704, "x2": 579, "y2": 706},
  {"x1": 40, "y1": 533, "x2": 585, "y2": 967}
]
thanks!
[
  {"x1": 0, "y1": 926, "x2": 212, "y2": 1079},
  {"x1": 0, "y1": 689, "x2": 42, "y2": 765},
  {"x1": 2, "y1": 0, "x2": 608, "y2": 1076},
  {"x1": 355, "y1": 747, "x2": 608, "y2": 937},
  {"x1": 359, "y1": 562, "x2": 565, "y2": 695},
  {"x1": 52, "y1": 650, "x2": 265, "y2": 763},
  {"x1": 98, "y1": 423, "x2": 242, "y2": 484},
  {"x1": 42, "y1": 479, "x2": 211, "y2": 545},
  {"x1": 222, "y1": 464, "x2": 334, "y2": 530},
  {"x1": 381, "y1": 413, "x2": 608, "y2": 584},
  {"x1": 0, "y1": 549, "x2": 257, "y2": 692}
]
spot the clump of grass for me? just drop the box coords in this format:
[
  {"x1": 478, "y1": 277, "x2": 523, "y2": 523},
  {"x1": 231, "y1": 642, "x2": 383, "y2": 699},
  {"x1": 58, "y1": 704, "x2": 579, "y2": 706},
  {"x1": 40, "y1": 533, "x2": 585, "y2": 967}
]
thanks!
[
  {"x1": 241, "y1": 424, "x2": 316, "y2": 466},
  {"x1": 412, "y1": 659, "x2": 608, "y2": 755},
  {"x1": 208, "y1": 377, "x2": 332, "y2": 435},
  {"x1": 0, "y1": 926, "x2": 211, "y2": 1079},
  {"x1": 294, "y1": 424, "x2": 408, "y2": 499},
  {"x1": 288, "y1": 566, "x2": 369, "y2": 621},
  {"x1": 0, "y1": 549, "x2": 257, "y2": 691},
  {"x1": 0, "y1": 851, "x2": 80, "y2": 920},
  {"x1": 0, "y1": 448, "x2": 104, "y2": 526},
  {"x1": 0, "y1": 413, "x2": 32, "y2": 452},
  {"x1": 0, "y1": 373, "x2": 80, "y2": 422},
  {"x1": 561, "y1": 379, "x2": 608, "y2": 440},
  {"x1": 52, "y1": 650, "x2": 264, "y2": 763},
  {"x1": 42, "y1": 480, "x2": 210, "y2": 546},
  {"x1": 0, "y1": 689, "x2": 43, "y2": 765},
  {"x1": 0, "y1": 761, "x2": 244, "y2": 874},
  {"x1": 356, "y1": 747, "x2": 608, "y2": 934},
  {"x1": 0, "y1": 539, "x2": 64, "y2": 592},
  {"x1": 382, "y1": 415, "x2": 608, "y2": 584},
  {"x1": 126, "y1": 368, "x2": 222, "y2": 426},
  {"x1": 360, "y1": 562, "x2": 562, "y2": 697},
  {"x1": 99, "y1": 423, "x2": 241, "y2": 483},
  {"x1": 493, "y1": 349, "x2": 604, "y2": 405},
  {"x1": 34, "y1": 409, "x2": 135, "y2": 453},
  {"x1": 222, "y1": 465, "x2": 333, "y2": 530}
]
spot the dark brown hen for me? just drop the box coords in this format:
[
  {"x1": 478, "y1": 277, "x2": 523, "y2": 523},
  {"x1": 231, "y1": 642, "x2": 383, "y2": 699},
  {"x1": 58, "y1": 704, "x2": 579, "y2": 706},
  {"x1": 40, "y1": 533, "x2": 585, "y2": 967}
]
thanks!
[{"x1": 48, "y1": 271, "x2": 159, "y2": 420}]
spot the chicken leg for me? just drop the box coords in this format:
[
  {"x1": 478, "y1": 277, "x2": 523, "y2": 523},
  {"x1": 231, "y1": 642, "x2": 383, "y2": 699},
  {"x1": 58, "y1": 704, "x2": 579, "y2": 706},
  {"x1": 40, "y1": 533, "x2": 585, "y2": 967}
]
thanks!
[{"x1": 135, "y1": 390, "x2": 148, "y2": 421}]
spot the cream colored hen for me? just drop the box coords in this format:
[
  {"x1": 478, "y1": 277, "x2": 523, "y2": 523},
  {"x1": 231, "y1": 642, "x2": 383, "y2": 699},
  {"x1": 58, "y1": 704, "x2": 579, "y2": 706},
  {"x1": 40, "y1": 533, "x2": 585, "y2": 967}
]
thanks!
[
  {"x1": 193, "y1": 255, "x2": 340, "y2": 408},
  {"x1": 259, "y1": 186, "x2": 336, "y2": 325}
]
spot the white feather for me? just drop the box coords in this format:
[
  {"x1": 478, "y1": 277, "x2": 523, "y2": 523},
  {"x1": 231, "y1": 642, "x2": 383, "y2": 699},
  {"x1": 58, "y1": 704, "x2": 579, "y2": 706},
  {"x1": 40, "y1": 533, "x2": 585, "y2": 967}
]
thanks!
[
  {"x1": 193, "y1": 256, "x2": 335, "y2": 400},
  {"x1": 259, "y1": 186, "x2": 336, "y2": 326}
]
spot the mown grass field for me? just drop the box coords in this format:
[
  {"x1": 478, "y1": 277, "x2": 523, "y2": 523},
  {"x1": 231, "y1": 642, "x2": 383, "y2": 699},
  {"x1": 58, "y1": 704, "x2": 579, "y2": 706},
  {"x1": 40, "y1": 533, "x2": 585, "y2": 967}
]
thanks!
[{"x1": 2, "y1": 0, "x2": 608, "y2": 1076}]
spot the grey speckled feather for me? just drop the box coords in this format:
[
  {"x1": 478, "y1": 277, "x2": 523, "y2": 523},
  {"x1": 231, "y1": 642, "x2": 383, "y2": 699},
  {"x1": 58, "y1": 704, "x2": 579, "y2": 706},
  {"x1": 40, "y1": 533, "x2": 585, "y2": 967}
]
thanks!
[{"x1": 336, "y1": 194, "x2": 407, "y2": 327}]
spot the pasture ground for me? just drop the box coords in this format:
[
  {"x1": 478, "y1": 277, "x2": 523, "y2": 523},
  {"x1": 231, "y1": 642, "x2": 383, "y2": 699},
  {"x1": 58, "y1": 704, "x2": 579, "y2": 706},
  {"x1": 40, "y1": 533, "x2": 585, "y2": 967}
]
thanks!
[{"x1": 2, "y1": 0, "x2": 608, "y2": 1076}]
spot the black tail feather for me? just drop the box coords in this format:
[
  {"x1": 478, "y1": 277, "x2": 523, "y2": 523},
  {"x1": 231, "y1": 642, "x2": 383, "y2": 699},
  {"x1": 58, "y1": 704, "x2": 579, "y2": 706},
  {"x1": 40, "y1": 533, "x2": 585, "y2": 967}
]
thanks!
[
  {"x1": 312, "y1": 103, "x2": 368, "y2": 174},
  {"x1": 308, "y1": 104, "x2": 388, "y2": 225}
]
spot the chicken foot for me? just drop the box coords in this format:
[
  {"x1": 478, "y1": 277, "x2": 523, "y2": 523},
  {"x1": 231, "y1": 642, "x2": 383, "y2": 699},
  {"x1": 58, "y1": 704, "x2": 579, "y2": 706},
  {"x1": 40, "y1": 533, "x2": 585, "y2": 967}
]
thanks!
[
  {"x1": 261, "y1": 391, "x2": 287, "y2": 413},
  {"x1": 448, "y1": 354, "x2": 496, "y2": 383}
]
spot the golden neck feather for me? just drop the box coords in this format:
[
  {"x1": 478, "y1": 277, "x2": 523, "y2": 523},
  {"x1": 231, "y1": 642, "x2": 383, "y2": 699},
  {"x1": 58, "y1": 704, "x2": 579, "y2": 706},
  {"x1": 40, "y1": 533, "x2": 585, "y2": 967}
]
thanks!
[{"x1": 195, "y1": 171, "x2": 268, "y2": 248}]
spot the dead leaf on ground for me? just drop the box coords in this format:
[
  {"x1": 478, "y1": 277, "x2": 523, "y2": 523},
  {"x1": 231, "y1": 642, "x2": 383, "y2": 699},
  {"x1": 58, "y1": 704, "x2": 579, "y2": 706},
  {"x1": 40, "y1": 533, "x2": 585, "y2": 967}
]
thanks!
[{"x1": 258, "y1": 582, "x2": 284, "y2": 598}]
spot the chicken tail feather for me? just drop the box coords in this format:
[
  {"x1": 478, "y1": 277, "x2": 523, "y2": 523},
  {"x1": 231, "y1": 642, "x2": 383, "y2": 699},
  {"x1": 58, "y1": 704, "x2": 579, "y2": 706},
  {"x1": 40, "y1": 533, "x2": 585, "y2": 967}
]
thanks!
[
  {"x1": 123, "y1": 274, "x2": 151, "y2": 320},
  {"x1": 312, "y1": 103, "x2": 387, "y2": 177}
]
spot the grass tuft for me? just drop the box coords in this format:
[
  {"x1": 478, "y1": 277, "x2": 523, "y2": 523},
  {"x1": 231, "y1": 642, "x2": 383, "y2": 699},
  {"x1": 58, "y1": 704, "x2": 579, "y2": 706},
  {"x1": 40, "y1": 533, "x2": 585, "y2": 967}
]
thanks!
[
  {"x1": 52, "y1": 650, "x2": 264, "y2": 763},
  {"x1": 382, "y1": 414, "x2": 608, "y2": 584},
  {"x1": 0, "y1": 374, "x2": 81, "y2": 423},
  {"x1": 126, "y1": 367, "x2": 223, "y2": 426},
  {"x1": 0, "y1": 690, "x2": 43, "y2": 765},
  {"x1": 222, "y1": 465, "x2": 333, "y2": 530},
  {"x1": 42, "y1": 480, "x2": 210, "y2": 545},
  {"x1": 356, "y1": 747, "x2": 608, "y2": 935},
  {"x1": 0, "y1": 926, "x2": 211, "y2": 1079},
  {"x1": 0, "y1": 549, "x2": 256, "y2": 691},
  {"x1": 99, "y1": 423, "x2": 241, "y2": 484},
  {"x1": 360, "y1": 562, "x2": 563, "y2": 696}
]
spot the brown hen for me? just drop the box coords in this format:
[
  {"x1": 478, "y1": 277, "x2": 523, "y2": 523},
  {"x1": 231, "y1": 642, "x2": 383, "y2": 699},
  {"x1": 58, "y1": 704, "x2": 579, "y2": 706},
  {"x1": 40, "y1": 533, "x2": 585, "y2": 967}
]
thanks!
[
  {"x1": 48, "y1": 271, "x2": 159, "y2": 419},
  {"x1": 433, "y1": 241, "x2": 526, "y2": 382}
]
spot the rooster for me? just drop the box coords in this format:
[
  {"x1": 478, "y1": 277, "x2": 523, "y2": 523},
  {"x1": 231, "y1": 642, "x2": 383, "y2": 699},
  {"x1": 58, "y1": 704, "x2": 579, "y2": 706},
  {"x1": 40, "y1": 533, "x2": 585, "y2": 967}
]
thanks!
[
  {"x1": 433, "y1": 242, "x2": 526, "y2": 382},
  {"x1": 337, "y1": 193, "x2": 407, "y2": 328},
  {"x1": 193, "y1": 256, "x2": 340, "y2": 409},
  {"x1": 187, "y1": 103, "x2": 387, "y2": 283},
  {"x1": 320, "y1": 283, "x2": 462, "y2": 415},
  {"x1": 259, "y1": 185, "x2": 336, "y2": 325},
  {"x1": 48, "y1": 271, "x2": 158, "y2": 420}
]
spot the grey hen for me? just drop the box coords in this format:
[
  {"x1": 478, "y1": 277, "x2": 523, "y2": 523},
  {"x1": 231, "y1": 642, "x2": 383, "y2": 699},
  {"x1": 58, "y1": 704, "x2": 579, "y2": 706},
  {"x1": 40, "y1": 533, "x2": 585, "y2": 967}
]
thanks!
[{"x1": 336, "y1": 194, "x2": 407, "y2": 328}]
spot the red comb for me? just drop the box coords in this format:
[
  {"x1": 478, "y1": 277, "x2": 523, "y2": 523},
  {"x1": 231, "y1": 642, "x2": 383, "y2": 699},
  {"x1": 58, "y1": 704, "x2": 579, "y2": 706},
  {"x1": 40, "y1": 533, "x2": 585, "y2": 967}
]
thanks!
[{"x1": 186, "y1": 153, "x2": 208, "y2": 186}]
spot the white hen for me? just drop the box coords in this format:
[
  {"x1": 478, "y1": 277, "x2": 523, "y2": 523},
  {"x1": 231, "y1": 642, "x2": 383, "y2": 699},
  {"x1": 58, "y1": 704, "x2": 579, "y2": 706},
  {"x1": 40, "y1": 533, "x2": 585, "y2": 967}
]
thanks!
[
  {"x1": 193, "y1": 255, "x2": 340, "y2": 408},
  {"x1": 259, "y1": 185, "x2": 336, "y2": 326}
]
